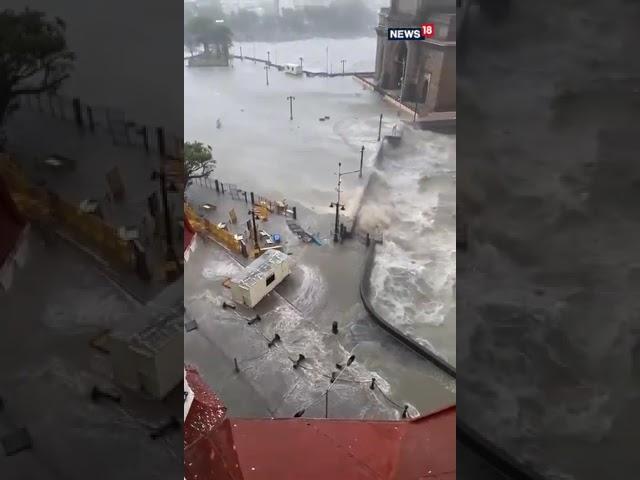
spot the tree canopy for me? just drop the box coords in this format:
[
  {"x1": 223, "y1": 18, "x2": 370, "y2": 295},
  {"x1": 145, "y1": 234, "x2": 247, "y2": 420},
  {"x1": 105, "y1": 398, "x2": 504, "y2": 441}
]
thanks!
[
  {"x1": 0, "y1": 9, "x2": 75, "y2": 136},
  {"x1": 185, "y1": 16, "x2": 232, "y2": 58},
  {"x1": 184, "y1": 141, "x2": 216, "y2": 184}
]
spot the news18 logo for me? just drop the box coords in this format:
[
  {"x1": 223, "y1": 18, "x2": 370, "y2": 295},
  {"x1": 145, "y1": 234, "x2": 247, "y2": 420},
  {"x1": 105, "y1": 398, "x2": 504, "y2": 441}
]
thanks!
[{"x1": 388, "y1": 23, "x2": 435, "y2": 41}]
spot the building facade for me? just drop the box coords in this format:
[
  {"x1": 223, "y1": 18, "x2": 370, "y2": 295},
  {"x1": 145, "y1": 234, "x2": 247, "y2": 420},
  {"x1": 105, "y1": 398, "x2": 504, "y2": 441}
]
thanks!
[{"x1": 374, "y1": 0, "x2": 456, "y2": 115}]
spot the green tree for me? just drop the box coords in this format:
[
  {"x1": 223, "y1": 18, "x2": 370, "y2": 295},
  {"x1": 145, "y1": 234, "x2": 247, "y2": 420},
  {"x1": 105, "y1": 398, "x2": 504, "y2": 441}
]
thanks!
[
  {"x1": 186, "y1": 16, "x2": 233, "y2": 59},
  {"x1": 184, "y1": 141, "x2": 216, "y2": 184},
  {"x1": 0, "y1": 8, "x2": 74, "y2": 148}
]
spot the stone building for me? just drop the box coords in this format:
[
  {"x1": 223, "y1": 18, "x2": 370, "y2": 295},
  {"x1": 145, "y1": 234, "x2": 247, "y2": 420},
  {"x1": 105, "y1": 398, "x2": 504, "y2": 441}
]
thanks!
[{"x1": 374, "y1": 0, "x2": 456, "y2": 115}]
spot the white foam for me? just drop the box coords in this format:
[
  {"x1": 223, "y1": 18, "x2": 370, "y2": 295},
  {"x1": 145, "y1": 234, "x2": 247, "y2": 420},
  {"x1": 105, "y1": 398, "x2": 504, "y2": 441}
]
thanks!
[{"x1": 362, "y1": 127, "x2": 456, "y2": 361}]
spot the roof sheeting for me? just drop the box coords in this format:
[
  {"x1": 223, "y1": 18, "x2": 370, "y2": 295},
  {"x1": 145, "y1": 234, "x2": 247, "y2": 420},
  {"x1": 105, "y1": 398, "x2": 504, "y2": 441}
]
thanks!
[{"x1": 231, "y1": 249, "x2": 288, "y2": 289}]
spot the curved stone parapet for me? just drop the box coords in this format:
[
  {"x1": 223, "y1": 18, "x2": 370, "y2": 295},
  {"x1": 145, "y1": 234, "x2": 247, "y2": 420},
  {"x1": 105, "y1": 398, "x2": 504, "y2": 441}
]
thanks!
[{"x1": 360, "y1": 242, "x2": 456, "y2": 379}]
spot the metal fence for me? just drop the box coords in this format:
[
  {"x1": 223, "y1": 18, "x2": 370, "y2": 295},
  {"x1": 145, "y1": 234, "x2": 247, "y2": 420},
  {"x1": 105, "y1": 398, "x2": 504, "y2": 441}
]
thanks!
[
  {"x1": 16, "y1": 93, "x2": 183, "y2": 160},
  {"x1": 192, "y1": 177, "x2": 295, "y2": 219}
]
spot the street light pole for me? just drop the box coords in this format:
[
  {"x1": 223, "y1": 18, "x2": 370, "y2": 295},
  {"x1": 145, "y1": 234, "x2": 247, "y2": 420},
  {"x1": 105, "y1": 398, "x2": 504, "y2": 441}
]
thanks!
[
  {"x1": 359, "y1": 146, "x2": 364, "y2": 178},
  {"x1": 326, "y1": 46, "x2": 329, "y2": 75},
  {"x1": 287, "y1": 96, "x2": 295, "y2": 120},
  {"x1": 152, "y1": 169, "x2": 179, "y2": 278},
  {"x1": 249, "y1": 192, "x2": 260, "y2": 252},
  {"x1": 340, "y1": 59, "x2": 346, "y2": 75},
  {"x1": 265, "y1": 65, "x2": 270, "y2": 86},
  {"x1": 267, "y1": 50, "x2": 271, "y2": 67},
  {"x1": 332, "y1": 162, "x2": 342, "y2": 243},
  {"x1": 330, "y1": 161, "x2": 360, "y2": 243},
  {"x1": 400, "y1": 52, "x2": 409, "y2": 102}
]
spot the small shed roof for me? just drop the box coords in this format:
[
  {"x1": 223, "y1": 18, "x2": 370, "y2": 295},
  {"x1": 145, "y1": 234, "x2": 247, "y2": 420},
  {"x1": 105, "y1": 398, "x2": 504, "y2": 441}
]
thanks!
[
  {"x1": 231, "y1": 249, "x2": 289, "y2": 290},
  {"x1": 129, "y1": 312, "x2": 182, "y2": 356}
]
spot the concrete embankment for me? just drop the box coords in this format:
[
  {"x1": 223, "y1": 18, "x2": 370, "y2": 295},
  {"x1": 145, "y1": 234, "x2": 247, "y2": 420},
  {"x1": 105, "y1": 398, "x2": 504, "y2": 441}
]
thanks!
[{"x1": 359, "y1": 242, "x2": 456, "y2": 379}]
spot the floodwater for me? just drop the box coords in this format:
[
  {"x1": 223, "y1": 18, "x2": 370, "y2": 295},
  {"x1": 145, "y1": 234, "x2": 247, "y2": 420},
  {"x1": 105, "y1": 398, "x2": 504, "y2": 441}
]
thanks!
[
  {"x1": 185, "y1": 37, "x2": 402, "y2": 216},
  {"x1": 185, "y1": 37, "x2": 456, "y2": 418}
]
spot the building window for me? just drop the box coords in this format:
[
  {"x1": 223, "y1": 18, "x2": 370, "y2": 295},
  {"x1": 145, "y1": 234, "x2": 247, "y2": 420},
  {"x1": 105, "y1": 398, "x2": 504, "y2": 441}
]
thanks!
[{"x1": 266, "y1": 273, "x2": 276, "y2": 286}]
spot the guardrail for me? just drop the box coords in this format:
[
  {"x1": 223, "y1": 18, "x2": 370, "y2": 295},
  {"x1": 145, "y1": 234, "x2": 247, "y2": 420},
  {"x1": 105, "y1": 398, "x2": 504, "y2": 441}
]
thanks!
[{"x1": 16, "y1": 93, "x2": 183, "y2": 160}]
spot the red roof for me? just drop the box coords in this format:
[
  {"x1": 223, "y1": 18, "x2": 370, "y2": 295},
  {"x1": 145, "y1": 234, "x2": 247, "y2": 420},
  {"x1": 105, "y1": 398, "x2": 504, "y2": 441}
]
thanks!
[
  {"x1": 0, "y1": 175, "x2": 26, "y2": 267},
  {"x1": 184, "y1": 367, "x2": 455, "y2": 480},
  {"x1": 229, "y1": 408, "x2": 455, "y2": 480}
]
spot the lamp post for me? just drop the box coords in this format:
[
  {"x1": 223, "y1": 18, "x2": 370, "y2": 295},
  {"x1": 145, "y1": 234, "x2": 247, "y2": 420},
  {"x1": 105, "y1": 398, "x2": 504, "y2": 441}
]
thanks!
[
  {"x1": 265, "y1": 65, "x2": 270, "y2": 86},
  {"x1": 400, "y1": 52, "x2": 409, "y2": 102},
  {"x1": 325, "y1": 46, "x2": 329, "y2": 75},
  {"x1": 267, "y1": 50, "x2": 271, "y2": 67},
  {"x1": 287, "y1": 96, "x2": 295, "y2": 120},
  {"x1": 330, "y1": 161, "x2": 360, "y2": 242},
  {"x1": 151, "y1": 169, "x2": 180, "y2": 278},
  {"x1": 340, "y1": 59, "x2": 346, "y2": 74},
  {"x1": 248, "y1": 192, "x2": 260, "y2": 253}
]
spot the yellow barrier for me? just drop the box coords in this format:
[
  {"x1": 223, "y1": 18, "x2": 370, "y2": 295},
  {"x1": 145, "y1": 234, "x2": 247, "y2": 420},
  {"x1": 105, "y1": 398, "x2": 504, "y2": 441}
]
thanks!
[
  {"x1": 0, "y1": 155, "x2": 134, "y2": 269},
  {"x1": 184, "y1": 203, "x2": 243, "y2": 254}
]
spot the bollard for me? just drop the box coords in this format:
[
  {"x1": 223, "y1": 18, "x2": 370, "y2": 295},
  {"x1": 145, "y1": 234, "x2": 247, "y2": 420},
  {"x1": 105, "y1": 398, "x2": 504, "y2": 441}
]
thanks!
[
  {"x1": 370, "y1": 378, "x2": 376, "y2": 390},
  {"x1": 234, "y1": 358, "x2": 240, "y2": 373},
  {"x1": 325, "y1": 390, "x2": 329, "y2": 418},
  {"x1": 247, "y1": 314, "x2": 261, "y2": 325},
  {"x1": 292, "y1": 353, "x2": 306, "y2": 369},
  {"x1": 222, "y1": 301, "x2": 236, "y2": 310},
  {"x1": 215, "y1": 179, "x2": 220, "y2": 192},
  {"x1": 221, "y1": 183, "x2": 225, "y2": 194},
  {"x1": 268, "y1": 333, "x2": 281, "y2": 348},
  {"x1": 332, "y1": 321, "x2": 338, "y2": 334},
  {"x1": 402, "y1": 405, "x2": 409, "y2": 419}
]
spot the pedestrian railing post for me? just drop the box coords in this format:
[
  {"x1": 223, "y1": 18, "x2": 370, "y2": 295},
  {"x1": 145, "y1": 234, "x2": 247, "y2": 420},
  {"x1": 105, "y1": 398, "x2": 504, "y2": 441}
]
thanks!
[{"x1": 72, "y1": 98, "x2": 84, "y2": 128}]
